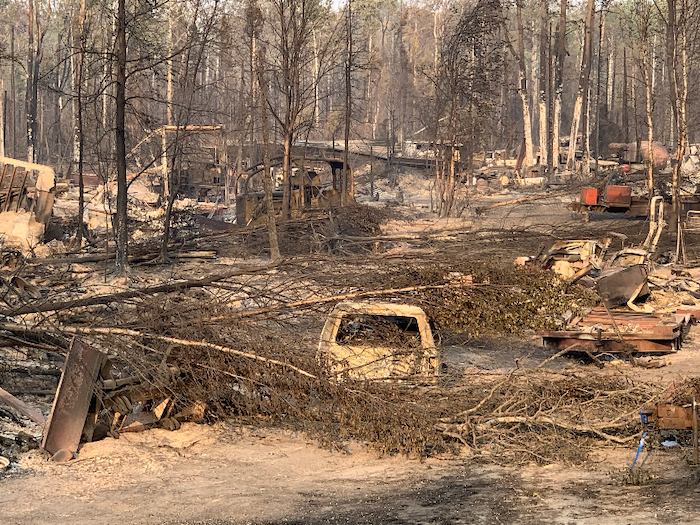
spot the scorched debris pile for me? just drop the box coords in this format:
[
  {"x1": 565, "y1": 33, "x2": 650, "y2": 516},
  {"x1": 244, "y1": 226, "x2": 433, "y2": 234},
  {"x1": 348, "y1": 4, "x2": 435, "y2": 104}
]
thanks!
[{"x1": 0, "y1": 237, "x2": 662, "y2": 467}]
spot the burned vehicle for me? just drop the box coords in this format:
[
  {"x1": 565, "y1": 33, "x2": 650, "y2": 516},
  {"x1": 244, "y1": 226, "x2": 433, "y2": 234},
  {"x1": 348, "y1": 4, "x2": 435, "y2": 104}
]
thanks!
[{"x1": 317, "y1": 302, "x2": 439, "y2": 381}]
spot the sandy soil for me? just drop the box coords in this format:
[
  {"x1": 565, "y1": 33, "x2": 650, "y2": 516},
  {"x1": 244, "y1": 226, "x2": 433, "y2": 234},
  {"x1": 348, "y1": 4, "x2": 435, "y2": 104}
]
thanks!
[
  {"x1": 2, "y1": 421, "x2": 700, "y2": 525},
  {"x1": 4, "y1": 332, "x2": 700, "y2": 525}
]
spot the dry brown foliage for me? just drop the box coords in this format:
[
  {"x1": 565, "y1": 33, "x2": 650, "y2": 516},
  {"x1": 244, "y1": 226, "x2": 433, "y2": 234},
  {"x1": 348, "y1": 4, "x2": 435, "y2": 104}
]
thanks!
[{"x1": 0, "y1": 216, "x2": 654, "y2": 464}]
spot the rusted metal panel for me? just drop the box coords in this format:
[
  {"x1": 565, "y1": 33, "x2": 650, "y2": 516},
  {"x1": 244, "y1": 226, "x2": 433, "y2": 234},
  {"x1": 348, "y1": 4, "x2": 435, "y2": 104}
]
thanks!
[
  {"x1": 542, "y1": 335, "x2": 678, "y2": 354},
  {"x1": 540, "y1": 307, "x2": 683, "y2": 354},
  {"x1": 596, "y1": 265, "x2": 649, "y2": 307},
  {"x1": 42, "y1": 338, "x2": 105, "y2": 455},
  {"x1": 578, "y1": 307, "x2": 676, "y2": 333},
  {"x1": 605, "y1": 185, "x2": 632, "y2": 206},
  {"x1": 580, "y1": 187, "x2": 597, "y2": 205},
  {"x1": 655, "y1": 403, "x2": 694, "y2": 430}
]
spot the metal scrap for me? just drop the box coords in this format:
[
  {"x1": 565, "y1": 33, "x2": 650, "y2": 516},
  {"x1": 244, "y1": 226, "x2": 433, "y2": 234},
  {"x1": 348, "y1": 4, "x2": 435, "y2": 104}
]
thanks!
[
  {"x1": 541, "y1": 307, "x2": 685, "y2": 354},
  {"x1": 42, "y1": 338, "x2": 105, "y2": 456}
]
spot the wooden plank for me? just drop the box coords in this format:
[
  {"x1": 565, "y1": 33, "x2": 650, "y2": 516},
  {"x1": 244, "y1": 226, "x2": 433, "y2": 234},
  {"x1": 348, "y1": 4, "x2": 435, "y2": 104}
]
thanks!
[
  {"x1": 42, "y1": 338, "x2": 104, "y2": 455},
  {"x1": 0, "y1": 386, "x2": 46, "y2": 426},
  {"x1": 14, "y1": 168, "x2": 31, "y2": 211}
]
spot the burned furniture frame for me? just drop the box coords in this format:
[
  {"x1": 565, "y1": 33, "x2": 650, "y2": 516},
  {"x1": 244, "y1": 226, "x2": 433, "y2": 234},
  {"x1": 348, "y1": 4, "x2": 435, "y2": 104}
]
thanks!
[
  {"x1": 0, "y1": 157, "x2": 56, "y2": 250},
  {"x1": 0, "y1": 157, "x2": 55, "y2": 221}
]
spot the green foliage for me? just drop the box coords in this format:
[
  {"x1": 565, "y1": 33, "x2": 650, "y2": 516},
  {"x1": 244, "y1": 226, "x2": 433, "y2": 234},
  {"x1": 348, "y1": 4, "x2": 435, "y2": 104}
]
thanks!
[{"x1": 390, "y1": 262, "x2": 598, "y2": 337}]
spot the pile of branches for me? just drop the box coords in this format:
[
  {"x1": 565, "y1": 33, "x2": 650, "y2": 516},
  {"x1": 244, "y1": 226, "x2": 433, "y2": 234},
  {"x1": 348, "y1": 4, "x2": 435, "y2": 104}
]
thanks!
[
  {"x1": 81, "y1": 306, "x2": 656, "y2": 463},
  {"x1": 236, "y1": 204, "x2": 399, "y2": 257},
  {"x1": 0, "y1": 253, "x2": 644, "y2": 463},
  {"x1": 436, "y1": 371, "x2": 660, "y2": 464}
]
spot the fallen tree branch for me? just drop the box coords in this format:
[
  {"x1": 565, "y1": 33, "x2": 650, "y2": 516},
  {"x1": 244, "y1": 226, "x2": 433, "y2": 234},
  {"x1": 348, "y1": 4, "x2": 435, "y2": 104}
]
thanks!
[
  {"x1": 535, "y1": 348, "x2": 573, "y2": 369},
  {"x1": 446, "y1": 373, "x2": 515, "y2": 420},
  {"x1": 209, "y1": 282, "x2": 498, "y2": 322},
  {"x1": 476, "y1": 192, "x2": 570, "y2": 214},
  {"x1": 0, "y1": 262, "x2": 281, "y2": 316},
  {"x1": 438, "y1": 415, "x2": 638, "y2": 445},
  {"x1": 473, "y1": 415, "x2": 637, "y2": 444},
  {"x1": 0, "y1": 322, "x2": 317, "y2": 379}
]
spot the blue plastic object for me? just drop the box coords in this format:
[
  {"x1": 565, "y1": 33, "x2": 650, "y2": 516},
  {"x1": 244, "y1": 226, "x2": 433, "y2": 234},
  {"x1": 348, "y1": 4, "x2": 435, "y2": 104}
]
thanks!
[{"x1": 631, "y1": 432, "x2": 647, "y2": 471}]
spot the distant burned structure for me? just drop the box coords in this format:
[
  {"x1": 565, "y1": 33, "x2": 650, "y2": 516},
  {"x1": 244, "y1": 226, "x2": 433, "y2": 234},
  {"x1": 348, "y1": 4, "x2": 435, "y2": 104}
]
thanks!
[
  {"x1": 608, "y1": 141, "x2": 669, "y2": 169},
  {"x1": 235, "y1": 157, "x2": 353, "y2": 226},
  {"x1": 157, "y1": 125, "x2": 229, "y2": 202}
]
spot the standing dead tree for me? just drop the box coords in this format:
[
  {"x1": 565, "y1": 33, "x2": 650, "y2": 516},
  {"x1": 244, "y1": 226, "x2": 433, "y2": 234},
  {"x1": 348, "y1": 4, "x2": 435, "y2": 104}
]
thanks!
[
  {"x1": 513, "y1": 0, "x2": 534, "y2": 170},
  {"x1": 257, "y1": 46, "x2": 282, "y2": 259},
  {"x1": 661, "y1": 0, "x2": 692, "y2": 219},
  {"x1": 260, "y1": 0, "x2": 341, "y2": 220},
  {"x1": 160, "y1": 0, "x2": 222, "y2": 262},
  {"x1": 26, "y1": 0, "x2": 47, "y2": 164},
  {"x1": 551, "y1": 0, "x2": 566, "y2": 171},
  {"x1": 637, "y1": 1, "x2": 655, "y2": 200},
  {"x1": 428, "y1": 0, "x2": 503, "y2": 217},
  {"x1": 566, "y1": 0, "x2": 595, "y2": 173},
  {"x1": 537, "y1": 0, "x2": 549, "y2": 174},
  {"x1": 114, "y1": 0, "x2": 128, "y2": 274}
]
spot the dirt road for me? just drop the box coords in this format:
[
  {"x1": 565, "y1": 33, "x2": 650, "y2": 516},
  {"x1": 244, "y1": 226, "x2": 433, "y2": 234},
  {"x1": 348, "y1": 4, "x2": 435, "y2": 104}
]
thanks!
[{"x1": 2, "y1": 423, "x2": 700, "y2": 525}]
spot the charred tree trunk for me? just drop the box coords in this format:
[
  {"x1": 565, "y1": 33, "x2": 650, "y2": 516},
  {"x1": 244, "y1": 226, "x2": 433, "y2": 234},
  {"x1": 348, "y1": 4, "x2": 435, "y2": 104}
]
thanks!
[
  {"x1": 552, "y1": 0, "x2": 566, "y2": 170},
  {"x1": 10, "y1": 26, "x2": 16, "y2": 158},
  {"x1": 341, "y1": 0, "x2": 352, "y2": 206},
  {"x1": 638, "y1": 11, "x2": 654, "y2": 199},
  {"x1": 594, "y1": 3, "x2": 607, "y2": 176},
  {"x1": 73, "y1": 0, "x2": 86, "y2": 245},
  {"x1": 0, "y1": 78, "x2": 4, "y2": 158},
  {"x1": 566, "y1": 0, "x2": 595, "y2": 172},
  {"x1": 622, "y1": 48, "x2": 629, "y2": 145},
  {"x1": 282, "y1": 129, "x2": 292, "y2": 219},
  {"x1": 257, "y1": 48, "x2": 281, "y2": 260},
  {"x1": 115, "y1": 0, "x2": 129, "y2": 274},
  {"x1": 516, "y1": 1, "x2": 534, "y2": 170},
  {"x1": 538, "y1": 0, "x2": 548, "y2": 173},
  {"x1": 26, "y1": 0, "x2": 39, "y2": 163},
  {"x1": 667, "y1": 0, "x2": 688, "y2": 217}
]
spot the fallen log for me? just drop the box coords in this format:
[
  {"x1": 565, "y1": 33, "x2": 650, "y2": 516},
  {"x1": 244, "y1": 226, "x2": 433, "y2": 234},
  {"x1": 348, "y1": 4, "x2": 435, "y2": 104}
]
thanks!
[
  {"x1": 476, "y1": 192, "x2": 570, "y2": 214},
  {"x1": 0, "y1": 386, "x2": 46, "y2": 426}
]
